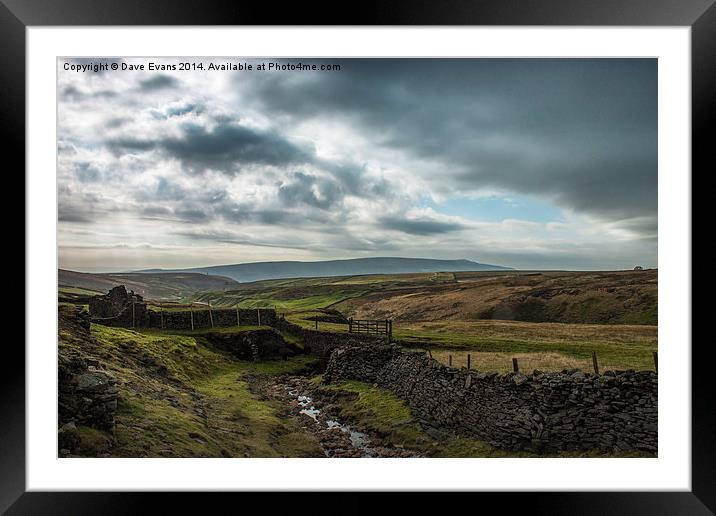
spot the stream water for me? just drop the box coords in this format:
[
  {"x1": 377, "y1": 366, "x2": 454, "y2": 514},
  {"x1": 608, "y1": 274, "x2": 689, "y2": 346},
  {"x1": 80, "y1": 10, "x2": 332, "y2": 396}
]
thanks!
[{"x1": 289, "y1": 388, "x2": 377, "y2": 457}]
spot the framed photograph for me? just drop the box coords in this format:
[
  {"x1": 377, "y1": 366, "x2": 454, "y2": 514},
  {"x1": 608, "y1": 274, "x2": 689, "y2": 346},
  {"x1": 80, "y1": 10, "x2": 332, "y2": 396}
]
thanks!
[{"x1": 6, "y1": 0, "x2": 711, "y2": 512}]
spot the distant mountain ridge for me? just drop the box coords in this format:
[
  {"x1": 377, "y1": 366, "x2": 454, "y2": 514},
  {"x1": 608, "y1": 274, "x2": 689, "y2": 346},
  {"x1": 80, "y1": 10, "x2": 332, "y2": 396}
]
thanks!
[{"x1": 138, "y1": 257, "x2": 512, "y2": 283}]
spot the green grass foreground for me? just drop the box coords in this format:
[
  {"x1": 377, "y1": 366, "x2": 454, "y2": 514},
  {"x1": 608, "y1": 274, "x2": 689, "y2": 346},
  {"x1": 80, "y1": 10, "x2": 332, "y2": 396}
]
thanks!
[{"x1": 70, "y1": 324, "x2": 323, "y2": 457}]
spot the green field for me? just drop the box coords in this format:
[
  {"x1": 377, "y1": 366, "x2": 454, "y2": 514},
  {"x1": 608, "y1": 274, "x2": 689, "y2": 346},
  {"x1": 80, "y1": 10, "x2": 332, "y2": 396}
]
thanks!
[
  {"x1": 286, "y1": 313, "x2": 656, "y2": 372},
  {"x1": 61, "y1": 268, "x2": 658, "y2": 373}
]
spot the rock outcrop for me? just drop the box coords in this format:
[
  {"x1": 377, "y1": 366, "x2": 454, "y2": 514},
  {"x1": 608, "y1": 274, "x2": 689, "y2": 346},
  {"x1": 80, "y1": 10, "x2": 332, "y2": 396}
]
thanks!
[
  {"x1": 58, "y1": 351, "x2": 118, "y2": 432},
  {"x1": 58, "y1": 306, "x2": 119, "y2": 450}
]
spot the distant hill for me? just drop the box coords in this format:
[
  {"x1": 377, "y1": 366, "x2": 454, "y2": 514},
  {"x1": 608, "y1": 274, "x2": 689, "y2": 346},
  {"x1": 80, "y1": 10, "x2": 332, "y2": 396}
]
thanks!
[
  {"x1": 58, "y1": 269, "x2": 239, "y2": 299},
  {"x1": 337, "y1": 269, "x2": 658, "y2": 325},
  {"x1": 138, "y1": 257, "x2": 511, "y2": 283}
]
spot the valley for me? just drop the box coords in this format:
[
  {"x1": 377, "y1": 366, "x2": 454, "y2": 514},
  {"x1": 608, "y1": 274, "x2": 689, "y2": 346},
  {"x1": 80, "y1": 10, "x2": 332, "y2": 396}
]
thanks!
[{"x1": 57, "y1": 266, "x2": 658, "y2": 458}]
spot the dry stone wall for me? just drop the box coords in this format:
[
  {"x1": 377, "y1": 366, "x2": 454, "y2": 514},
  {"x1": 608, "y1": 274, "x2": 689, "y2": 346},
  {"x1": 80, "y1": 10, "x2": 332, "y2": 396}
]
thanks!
[
  {"x1": 273, "y1": 318, "x2": 384, "y2": 360},
  {"x1": 147, "y1": 307, "x2": 277, "y2": 330},
  {"x1": 323, "y1": 344, "x2": 657, "y2": 454},
  {"x1": 88, "y1": 286, "x2": 277, "y2": 329}
]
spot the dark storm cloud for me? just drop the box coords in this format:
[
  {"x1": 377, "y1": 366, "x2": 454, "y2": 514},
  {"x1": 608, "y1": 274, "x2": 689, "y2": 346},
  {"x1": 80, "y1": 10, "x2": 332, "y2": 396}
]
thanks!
[
  {"x1": 138, "y1": 74, "x2": 179, "y2": 91},
  {"x1": 147, "y1": 178, "x2": 186, "y2": 201},
  {"x1": 105, "y1": 117, "x2": 130, "y2": 129},
  {"x1": 58, "y1": 191, "x2": 110, "y2": 223},
  {"x1": 174, "y1": 229, "x2": 238, "y2": 241},
  {"x1": 215, "y1": 203, "x2": 250, "y2": 223},
  {"x1": 107, "y1": 120, "x2": 313, "y2": 173},
  {"x1": 139, "y1": 205, "x2": 173, "y2": 218},
  {"x1": 454, "y1": 153, "x2": 658, "y2": 221},
  {"x1": 278, "y1": 172, "x2": 343, "y2": 210},
  {"x1": 107, "y1": 138, "x2": 157, "y2": 153},
  {"x1": 61, "y1": 85, "x2": 117, "y2": 101},
  {"x1": 213, "y1": 200, "x2": 334, "y2": 227},
  {"x1": 166, "y1": 103, "x2": 201, "y2": 117},
  {"x1": 57, "y1": 141, "x2": 77, "y2": 155},
  {"x1": 174, "y1": 206, "x2": 210, "y2": 223},
  {"x1": 380, "y1": 215, "x2": 465, "y2": 235},
  {"x1": 58, "y1": 205, "x2": 93, "y2": 223},
  {"x1": 60, "y1": 85, "x2": 83, "y2": 101},
  {"x1": 238, "y1": 59, "x2": 657, "y2": 227},
  {"x1": 161, "y1": 122, "x2": 311, "y2": 171},
  {"x1": 74, "y1": 162, "x2": 102, "y2": 183},
  {"x1": 174, "y1": 230, "x2": 307, "y2": 250},
  {"x1": 254, "y1": 210, "x2": 289, "y2": 224},
  {"x1": 614, "y1": 217, "x2": 658, "y2": 240}
]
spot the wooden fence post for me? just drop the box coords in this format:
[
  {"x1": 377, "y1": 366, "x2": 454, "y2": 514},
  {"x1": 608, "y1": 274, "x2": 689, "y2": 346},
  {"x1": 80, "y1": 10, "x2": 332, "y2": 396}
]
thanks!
[
  {"x1": 315, "y1": 315, "x2": 319, "y2": 330},
  {"x1": 208, "y1": 301, "x2": 214, "y2": 328},
  {"x1": 131, "y1": 299, "x2": 136, "y2": 328},
  {"x1": 427, "y1": 349, "x2": 432, "y2": 359},
  {"x1": 512, "y1": 358, "x2": 519, "y2": 373},
  {"x1": 236, "y1": 305, "x2": 240, "y2": 326},
  {"x1": 388, "y1": 320, "x2": 393, "y2": 342},
  {"x1": 257, "y1": 309, "x2": 261, "y2": 326},
  {"x1": 592, "y1": 351, "x2": 600, "y2": 375},
  {"x1": 190, "y1": 307, "x2": 194, "y2": 331},
  {"x1": 467, "y1": 354, "x2": 471, "y2": 370},
  {"x1": 160, "y1": 308, "x2": 164, "y2": 329},
  {"x1": 448, "y1": 355, "x2": 452, "y2": 367},
  {"x1": 348, "y1": 317, "x2": 353, "y2": 333},
  {"x1": 653, "y1": 351, "x2": 658, "y2": 373}
]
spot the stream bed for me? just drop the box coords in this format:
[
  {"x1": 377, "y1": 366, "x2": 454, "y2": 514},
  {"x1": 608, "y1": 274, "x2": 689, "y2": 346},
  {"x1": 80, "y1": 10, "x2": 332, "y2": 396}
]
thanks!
[
  {"x1": 291, "y1": 389, "x2": 378, "y2": 457},
  {"x1": 246, "y1": 372, "x2": 419, "y2": 457},
  {"x1": 252, "y1": 374, "x2": 419, "y2": 458}
]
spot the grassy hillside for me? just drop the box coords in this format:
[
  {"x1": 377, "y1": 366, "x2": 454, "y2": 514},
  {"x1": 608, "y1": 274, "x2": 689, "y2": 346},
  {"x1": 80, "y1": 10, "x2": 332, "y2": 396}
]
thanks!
[
  {"x1": 59, "y1": 268, "x2": 657, "y2": 326},
  {"x1": 59, "y1": 269, "x2": 239, "y2": 300},
  {"x1": 338, "y1": 270, "x2": 657, "y2": 325},
  {"x1": 190, "y1": 272, "x2": 456, "y2": 309},
  {"x1": 191, "y1": 269, "x2": 657, "y2": 326},
  {"x1": 58, "y1": 305, "x2": 323, "y2": 457}
]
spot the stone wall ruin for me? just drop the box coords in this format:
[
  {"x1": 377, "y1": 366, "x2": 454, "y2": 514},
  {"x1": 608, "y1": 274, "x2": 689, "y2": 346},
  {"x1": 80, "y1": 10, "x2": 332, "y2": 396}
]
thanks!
[{"x1": 88, "y1": 285, "x2": 277, "y2": 329}]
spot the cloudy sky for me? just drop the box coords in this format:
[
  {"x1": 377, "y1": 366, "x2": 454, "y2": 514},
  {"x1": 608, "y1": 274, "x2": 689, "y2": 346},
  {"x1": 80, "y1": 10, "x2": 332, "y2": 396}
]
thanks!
[{"x1": 58, "y1": 58, "x2": 657, "y2": 272}]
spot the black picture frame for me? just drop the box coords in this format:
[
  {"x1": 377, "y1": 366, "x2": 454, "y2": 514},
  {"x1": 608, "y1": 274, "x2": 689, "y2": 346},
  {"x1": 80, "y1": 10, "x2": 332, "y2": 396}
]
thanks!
[{"x1": 3, "y1": 0, "x2": 711, "y2": 513}]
